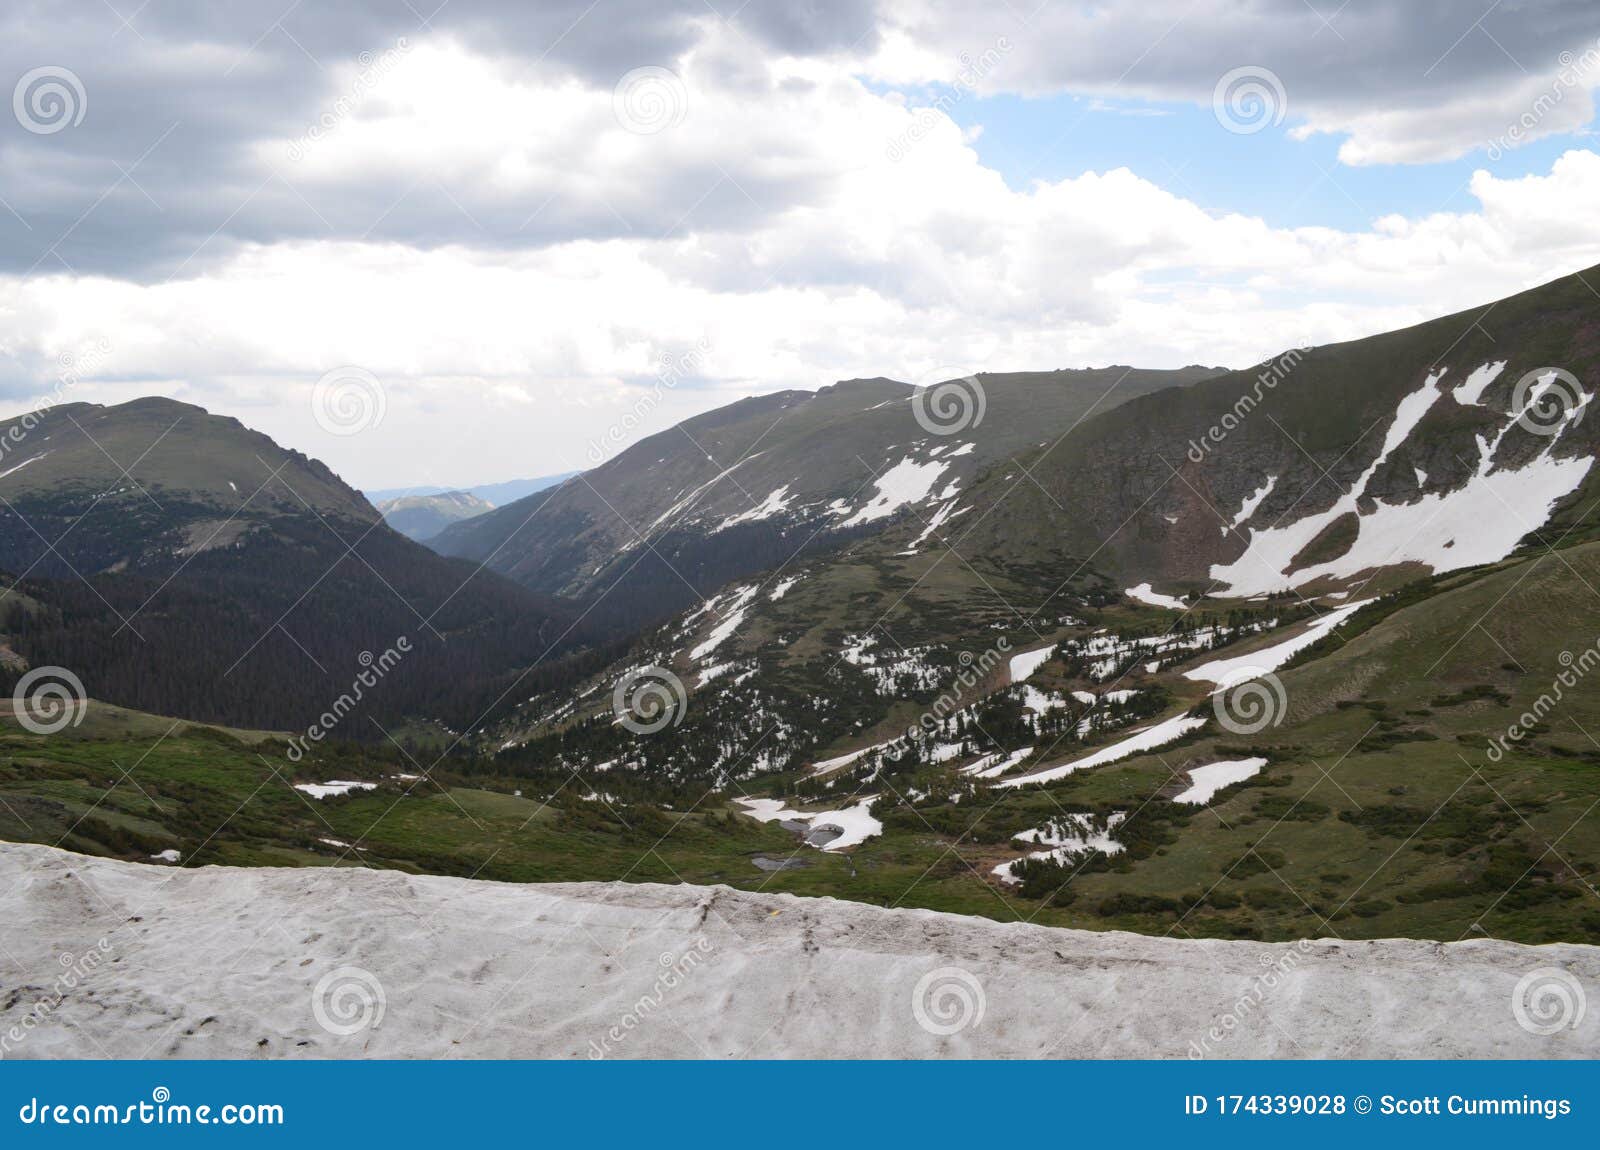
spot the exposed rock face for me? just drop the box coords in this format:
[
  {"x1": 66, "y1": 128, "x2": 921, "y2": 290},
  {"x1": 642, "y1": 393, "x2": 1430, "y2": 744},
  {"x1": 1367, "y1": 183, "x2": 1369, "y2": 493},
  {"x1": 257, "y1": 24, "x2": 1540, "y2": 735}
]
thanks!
[{"x1": 2, "y1": 842, "x2": 1595, "y2": 1060}]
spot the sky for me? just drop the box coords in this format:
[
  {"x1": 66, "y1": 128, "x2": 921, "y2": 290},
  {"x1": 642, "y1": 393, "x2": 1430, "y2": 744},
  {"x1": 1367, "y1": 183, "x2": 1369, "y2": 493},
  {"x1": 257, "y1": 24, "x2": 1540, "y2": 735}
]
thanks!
[{"x1": 3, "y1": 0, "x2": 1600, "y2": 491}]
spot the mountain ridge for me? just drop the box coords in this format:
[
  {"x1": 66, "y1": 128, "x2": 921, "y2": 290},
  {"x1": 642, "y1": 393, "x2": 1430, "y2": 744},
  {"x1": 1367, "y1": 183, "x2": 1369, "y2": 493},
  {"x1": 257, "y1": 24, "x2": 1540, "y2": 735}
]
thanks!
[
  {"x1": 0, "y1": 397, "x2": 599, "y2": 733},
  {"x1": 429, "y1": 365, "x2": 1225, "y2": 628}
]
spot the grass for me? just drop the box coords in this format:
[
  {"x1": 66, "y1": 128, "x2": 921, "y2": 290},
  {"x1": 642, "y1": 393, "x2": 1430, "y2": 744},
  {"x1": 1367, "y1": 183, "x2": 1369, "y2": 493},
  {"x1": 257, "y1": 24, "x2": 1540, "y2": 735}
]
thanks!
[{"x1": 4, "y1": 540, "x2": 1600, "y2": 946}]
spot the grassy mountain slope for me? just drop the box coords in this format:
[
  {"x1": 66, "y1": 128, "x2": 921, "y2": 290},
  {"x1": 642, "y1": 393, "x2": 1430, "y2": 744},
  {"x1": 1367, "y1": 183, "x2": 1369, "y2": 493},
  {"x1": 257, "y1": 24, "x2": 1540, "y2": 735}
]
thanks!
[
  {"x1": 949, "y1": 265, "x2": 1600, "y2": 591},
  {"x1": 3, "y1": 537, "x2": 1595, "y2": 945},
  {"x1": 609, "y1": 264, "x2": 1600, "y2": 710},
  {"x1": 429, "y1": 367, "x2": 1222, "y2": 626}
]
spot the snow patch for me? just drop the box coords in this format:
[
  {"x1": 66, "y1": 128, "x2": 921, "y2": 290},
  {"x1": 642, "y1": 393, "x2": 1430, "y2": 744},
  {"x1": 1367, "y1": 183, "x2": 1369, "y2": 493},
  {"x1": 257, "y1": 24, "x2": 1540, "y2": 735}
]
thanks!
[
  {"x1": 998, "y1": 713, "x2": 1208, "y2": 788},
  {"x1": 905, "y1": 500, "x2": 959, "y2": 550},
  {"x1": 840, "y1": 458, "x2": 952, "y2": 526},
  {"x1": 1211, "y1": 369, "x2": 1590, "y2": 595},
  {"x1": 962, "y1": 746, "x2": 1035, "y2": 778},
  {"x1": 1008, "y1": 645, "x2": 1056, "y2": 682},
  {"x1": 1451, "y1": 360, "x2": 1507, "y2": 407},
  {"x1": 690, "y1": 585, "x2": 759, "y2": 662},
  {"x1": 1020, "y1": 686, "x2": 1069, "y2": 715},
  {"x1": 1172, "y1": 758, "x2": 1269, "y2": 805},
  {"x1": 717, "y1": 485, "x2": 794, "y2": 531},
  {"x1": 294, "y1": 781, "x2": 378, "y2": 799},
  {"x1": 994, "y1": 813, "x2": 1127, "y2": 882},
  {"x1": 1125, "y1": 583, "x2": 1187, "y2": 610},
  {"x1": 810, "y1": 742, "x2": 888, "y2": 776},
  {"x1": 1183, "y1": 600, "x2": 1371, "y2": 684},
  {"x1": 0, "y1": 452, "x2": 47, "y2": 481},
  {"x1": 1223, "y1": 475, "x2": 1277, "y2": 537},
  {"x1": 735, "y1": 795, "x2": 881, "y2": 852}
]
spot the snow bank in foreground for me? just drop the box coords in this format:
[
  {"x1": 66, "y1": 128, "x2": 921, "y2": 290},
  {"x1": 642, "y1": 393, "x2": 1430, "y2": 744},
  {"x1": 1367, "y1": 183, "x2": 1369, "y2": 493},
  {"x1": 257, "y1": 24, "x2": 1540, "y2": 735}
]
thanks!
[{"x1": 2, "y1": 842, "x2": 1594, "y2": 1059}]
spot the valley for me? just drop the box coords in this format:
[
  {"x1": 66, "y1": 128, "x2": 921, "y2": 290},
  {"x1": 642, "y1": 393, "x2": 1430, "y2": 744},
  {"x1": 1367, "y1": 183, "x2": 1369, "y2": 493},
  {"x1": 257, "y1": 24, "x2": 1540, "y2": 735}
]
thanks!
[{"x1": 4, "y1": 268, "x2": 1600, "y2": 951}]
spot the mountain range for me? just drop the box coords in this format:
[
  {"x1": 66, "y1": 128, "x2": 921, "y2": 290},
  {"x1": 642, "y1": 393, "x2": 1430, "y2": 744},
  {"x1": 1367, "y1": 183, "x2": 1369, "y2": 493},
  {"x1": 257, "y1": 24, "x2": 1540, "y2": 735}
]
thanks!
[
  {"x1": 2, "y1": 267, "x2": 1598, "y2": 946},
  {"x1": 427, "y1": 367, "x2": 1221, "y2": 627},
  {"x1": 374, "y1": 490, "x2": 497, "y2": 542}
]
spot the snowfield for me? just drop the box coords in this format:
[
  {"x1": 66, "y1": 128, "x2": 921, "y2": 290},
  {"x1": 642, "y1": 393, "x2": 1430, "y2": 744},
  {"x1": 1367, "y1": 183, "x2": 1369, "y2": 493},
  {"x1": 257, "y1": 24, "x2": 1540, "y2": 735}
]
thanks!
[
  {"x1": 839, "y1": 457, "x2": 952, "y2": 526},
  {"x1": 2, "y1": 842, "x2": 1595, "y2": 1059},
  {"x1": 1210, "y1": 367, "x2": 1594, "y2": 596}
]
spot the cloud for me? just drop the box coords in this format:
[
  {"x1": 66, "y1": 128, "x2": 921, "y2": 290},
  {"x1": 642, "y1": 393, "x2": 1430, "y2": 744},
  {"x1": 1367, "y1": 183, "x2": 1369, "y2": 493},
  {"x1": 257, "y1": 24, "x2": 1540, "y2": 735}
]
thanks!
[
  {"x1": 4, "y1": 3, "x2": 1600, "y2": 488},
  {"x1": 0, "y1": 1, "x2": 876, "y2": 276},
  {"x1": 5, "y1": 50, "x2": 1600, "y2": 486},
  {"x1": 866, "y1": 0, "x2": 1600, "y2": 165},
  {"x1": 6, "y1": 1, "x2": 1600, "y2": 282}
]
